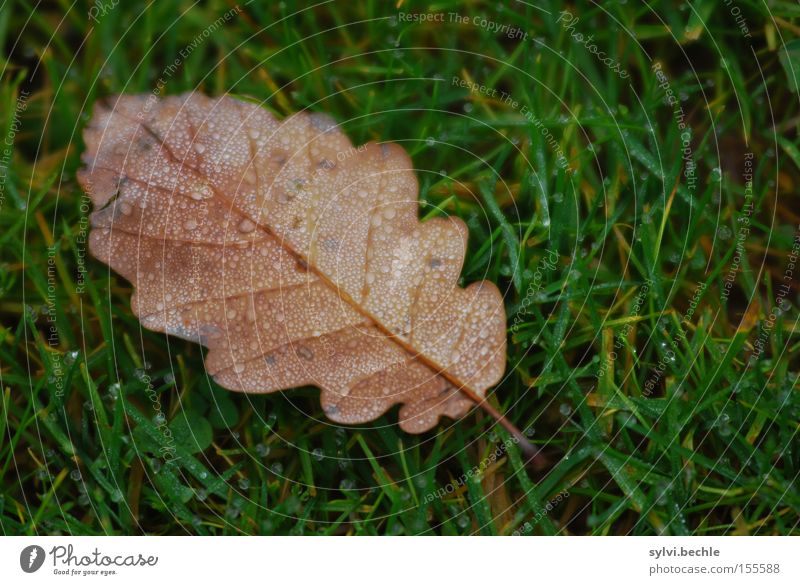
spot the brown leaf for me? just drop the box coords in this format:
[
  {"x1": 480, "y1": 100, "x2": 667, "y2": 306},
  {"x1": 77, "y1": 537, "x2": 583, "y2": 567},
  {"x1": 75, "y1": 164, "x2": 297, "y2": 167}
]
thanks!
[{"x1": 78, "y1": 93, "x2": 531, "y2": 448}]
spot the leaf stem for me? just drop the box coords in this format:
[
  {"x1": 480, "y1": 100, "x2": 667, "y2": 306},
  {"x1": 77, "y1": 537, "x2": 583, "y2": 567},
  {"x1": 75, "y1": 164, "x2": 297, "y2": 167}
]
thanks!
[{"x1": 457, "y1": 386, "x2": 548, "y2": 470}]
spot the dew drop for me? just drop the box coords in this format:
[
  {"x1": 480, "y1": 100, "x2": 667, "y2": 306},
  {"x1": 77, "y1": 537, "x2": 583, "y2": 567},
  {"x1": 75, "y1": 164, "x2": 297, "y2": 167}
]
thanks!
[
  {"x1": 190, "y1": 185, "x2": 214, "y2": 200},
  {"x1": 296, "y1": 346, "x2": 314, "y2": 360},
  {"x1": 238, "y1": 218, "x2": 257, "y2": 233},
  {"x1": 108, "y1": 382, "x2": 120, "y2": 399}
]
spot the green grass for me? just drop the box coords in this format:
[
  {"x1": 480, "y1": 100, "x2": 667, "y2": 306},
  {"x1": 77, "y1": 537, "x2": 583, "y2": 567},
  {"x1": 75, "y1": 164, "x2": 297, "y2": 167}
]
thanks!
[{"x1": 1, "y1": 0, "x2": 799, "y2": 535}]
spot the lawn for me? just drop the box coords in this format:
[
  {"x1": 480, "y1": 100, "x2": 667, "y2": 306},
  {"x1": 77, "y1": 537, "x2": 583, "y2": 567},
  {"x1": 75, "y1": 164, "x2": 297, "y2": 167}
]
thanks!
[{"x1": 1, "y1": 0, "x2": 798, "y2": 535}]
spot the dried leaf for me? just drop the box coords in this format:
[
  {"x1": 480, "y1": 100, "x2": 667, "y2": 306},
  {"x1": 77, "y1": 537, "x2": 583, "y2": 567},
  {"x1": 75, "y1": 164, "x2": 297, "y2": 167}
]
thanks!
[{"x1": 78, "y1": 93, "x2": 534, "y2": 452}]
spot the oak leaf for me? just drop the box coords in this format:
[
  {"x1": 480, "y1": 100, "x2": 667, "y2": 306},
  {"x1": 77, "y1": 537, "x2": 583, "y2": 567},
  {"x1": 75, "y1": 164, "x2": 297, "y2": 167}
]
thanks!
[{"x1": 78, "y1": 93, "x2": 536, "y2": 453}]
